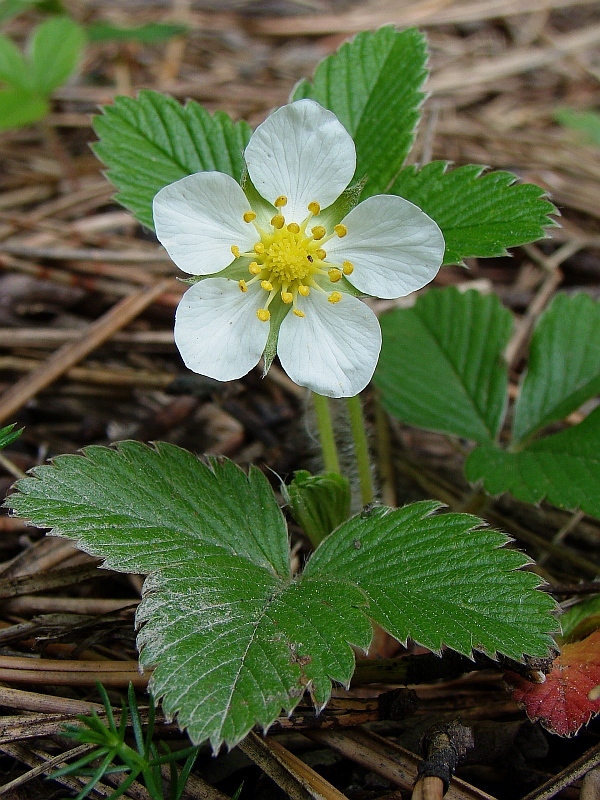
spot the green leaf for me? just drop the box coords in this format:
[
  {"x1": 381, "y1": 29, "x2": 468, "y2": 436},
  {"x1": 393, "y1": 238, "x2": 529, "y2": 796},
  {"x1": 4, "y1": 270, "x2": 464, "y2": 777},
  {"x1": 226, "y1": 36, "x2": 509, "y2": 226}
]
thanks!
[
  {"x1": 0, "y1": 86, "x2": 48, "y2": 130},
  {"x1": 93, "y1": 90, "x2": 252, "y2": 229},
  {"x1": 292, "y1": 26, "x2": 427, "y2": 198},
  {"x1": 28, "y1": 17, "x2": 85, "y2": 95},
  {"x1": 284, "y1": 470, "x2": 351, "y2": 547},
  {"x1": 375, "y1": 287, "x2": 512, "y2": 444},
  {"x1": 389, "y1": 162, "x2": 557, "y2": 266},
  {"x1": 555, "y1": 108, "x2": 600, "y2": 147},
  {"x1": 5, "y1": 442, "x2": 370, "y2": 749},
  {"x1": 305, "y1": 501, "x2": 556, "y2": 661},
  {"x1": 7, "y1": 444, "x2": 556, "y2": 748},
  {"x1": 466, "y1": 407, "x2": 600, "y2": 520},
  {"x1": 87, "y1": 22, "x2": 189, "y2": 43},
  {"x1": 513, "y1": 293, "x2": 600, "y2": 444},
  {"x1": 0, "y1": 32, "x2": 31, "y2": 88},
  {"x1": 0, "y1": 423, "x2": 22, "y2": 450}
]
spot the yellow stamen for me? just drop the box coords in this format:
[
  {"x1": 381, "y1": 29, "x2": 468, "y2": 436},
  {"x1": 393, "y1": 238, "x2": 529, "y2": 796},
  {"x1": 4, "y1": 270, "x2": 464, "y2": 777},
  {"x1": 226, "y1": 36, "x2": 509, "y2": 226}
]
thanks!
[
  {"x1": 308, "y1": 201, "x2": 320, "y2": 215},
  {"x1": 254, "y1": 242, "x2": 265, "y2": 254},
  {"x1": 231, "y1": 245, "x2": 240, "y2": 258},
  {"x1": 271, "y1": 214, "x2": 285, "y2": 229},
  {"x1": 328, "y1": 269, "x2": 342, "y2": 283},
  {"x1": 275, "y1": 195, "x2": 287, "y2": 208},
  {"x1": 342, "y1": 261, "x2": 354, "y2": 275},
  {"x1": 257, "y1": 309, "x2": 270, "y2": 322},
  {"x1": 328, "y1": 291, "x2": 342, "y2": 304},
  {"x1": 281, "y1": 291, "x2": 293, "y2": 304},
  {"x1": 298, "y1": 285, "x2": 310, "y2": 297},
  {"x1": 249, "y1": 262, "x2": 262, "y2": 275},
  {"x1": 334, "y1": 224, "x2": 348, "y2": 237},
  {"x1": 243, "y1": 211, "x2": 256, "y2": 223},
  {"x1": 311, "y1": 225, "x2": 326, "y2": 240},
  {"x1": 316, "y1": 248, "x2": 326, "y2": 260},
  {"x1": 261, "y1": 280, "x2": 273, "y2": 292},
  {"x1": 293, "y1": 309, "x2": 306, "y2": 318},
  {"x1": 287, "y1": 223, "x2": 300, "y2": 234},
  {"x1": 238, "y1": 279, "x2": 248, "y2": 293}
]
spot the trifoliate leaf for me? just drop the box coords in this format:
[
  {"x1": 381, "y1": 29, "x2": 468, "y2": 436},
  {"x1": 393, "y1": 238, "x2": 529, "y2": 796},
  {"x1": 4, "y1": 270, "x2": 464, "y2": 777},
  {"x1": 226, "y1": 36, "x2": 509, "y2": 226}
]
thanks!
[
  {"x1": 466, "y1": 407, "x2": 600, "y2": 519},
  {"x1": 390, "y1": 162, "x2": 557, "y2": 266},
  {"x1": 375, "y1": 287, "x2": 512, "y2": 444},
  {"x1": 506, "y1": 629, "x2": 600, "y2": 736},
  {"x1": 513, "y1": 294, "x2": 600, "y2": 444},
  {"x1": 292, "y1": 26, "x2": 427, "y2": 198},
  {"x1": 93, "y1": 91, "x2": 252, "y2": 229},
  {"x1": 28, "y1": 17, "x2": 85, "y2": 95},
  {"x1": 305, "y1": 502, "x2": 556, "y2": 662},
  {"x1": 283, "y1": 470, "x2": 351, "y2": 547}
]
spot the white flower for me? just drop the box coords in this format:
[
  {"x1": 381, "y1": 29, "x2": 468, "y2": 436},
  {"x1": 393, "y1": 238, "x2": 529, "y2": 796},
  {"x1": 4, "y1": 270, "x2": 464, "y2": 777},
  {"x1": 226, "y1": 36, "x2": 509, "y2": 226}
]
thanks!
[{"x1": 153, "y1": 99, "x2": 444, "y2": 398}]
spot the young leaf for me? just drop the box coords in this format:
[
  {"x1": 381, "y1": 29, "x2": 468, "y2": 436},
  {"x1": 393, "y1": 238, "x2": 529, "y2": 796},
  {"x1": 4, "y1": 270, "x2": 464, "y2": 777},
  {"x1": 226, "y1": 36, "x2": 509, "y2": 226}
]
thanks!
[
  {"x1": 0, "y1": 33, "x2": 31, "y2": 88},
  {"x1": 5, "y1": 442, "x2": 370, "y2": 749},
  {"x1": 0, "y1": 86, "x2": 48, "y2": 131},
  {"x1": 292, "y1": 26, "x2": 427, "y2": 198},
  {"x1": 513, "y1": 293, "x2": 600, "y2": 444},
  {"x1": 506, "y1": 629, "x2": 600, "y2": 736},
  {"x1": 28, "y1": 17, "x2": 85, "y2": 95},
  {"x1": 389, "y1": 162, "x2": 557, "y2": 266},
  {"x1": 375, "y1": 287, "x2": 512, "y2": 444},
  {"x1": 466, "y1": 407, "x2": 600, "y2": 519},
  {"x1": 284, "y1": 470, "x2": 351, "y2": 547},
  {"x1": 305, "y1": 502, "x2": 556, "y2": 661},
  {"x1": 93, "y1": 90, "x2": 252, "y2": 229}
]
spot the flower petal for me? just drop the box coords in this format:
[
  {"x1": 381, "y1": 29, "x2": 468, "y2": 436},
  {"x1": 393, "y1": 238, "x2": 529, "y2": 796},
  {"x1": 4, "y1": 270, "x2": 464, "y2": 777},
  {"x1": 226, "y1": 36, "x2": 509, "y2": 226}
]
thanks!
[
  {"x1": 277, "y1": 290, "x2": 381, "y2": 398},
  {"x1": 244, "y1": 100, "x2": 356, "y2": 224},
  {"x1": 326, "y1": 195, "x2": 445, "y2": 299},
  {"x1": 174, "y1": 279, "x2": 269, "y2": 380},
  {"x1": 153, "y1": 172, "x2": 257, "y2": 276}
]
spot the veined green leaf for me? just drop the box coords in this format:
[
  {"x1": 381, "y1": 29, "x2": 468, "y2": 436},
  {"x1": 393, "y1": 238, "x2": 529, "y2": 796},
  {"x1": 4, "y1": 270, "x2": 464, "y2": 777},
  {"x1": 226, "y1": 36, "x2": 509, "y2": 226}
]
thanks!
[
  {"x1": 28, "y1": 17, "x2": 85, "y2": 95},
  {"x1": 559, "y1": 595, "x2": 600, "y2": 641},
  {"x1": 305, "y1": 501, "x2": 556, "y2": 661},
  {"x1": 513, "y1": 293, "x2": 600, "y2": 444},
  {"x1": 390, "y1": 162, "x2": 557, "y2": 266},
  {"x1": 292, "y1": 26, "x2": 427, "y2": 197},
  {"x1": 466, "y1": 407, "x2": 600, "y2": 520},
  {"x1": 6, "y1": 444, "x2": 556, "y2": 748},
  {"x1": 93, "y1": 90, "x2": 252, "y2": 229},
  {"x1": 375, "y1": 287, "x2": 512, "y2": 444}
]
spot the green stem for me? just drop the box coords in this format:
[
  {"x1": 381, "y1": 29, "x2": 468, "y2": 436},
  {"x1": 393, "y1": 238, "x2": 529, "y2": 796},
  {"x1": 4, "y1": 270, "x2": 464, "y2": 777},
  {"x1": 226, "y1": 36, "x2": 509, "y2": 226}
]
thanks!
[
  {"x1": 346, "y1": 394, "x2": 374, "y2": 506},
  {"x1": 312, "y1": 392, "x2": 340, "y2": 474}
]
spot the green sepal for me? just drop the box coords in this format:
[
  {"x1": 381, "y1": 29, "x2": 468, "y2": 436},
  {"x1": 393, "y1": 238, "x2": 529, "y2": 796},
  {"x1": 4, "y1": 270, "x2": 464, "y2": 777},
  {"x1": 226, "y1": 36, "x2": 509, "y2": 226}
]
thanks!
[
  {"x1": 0, "y1": 423, "x2": 23, "y2": 450},
  {"x1": 283, "y1": 470, "x2": 352, "y2": 547}
]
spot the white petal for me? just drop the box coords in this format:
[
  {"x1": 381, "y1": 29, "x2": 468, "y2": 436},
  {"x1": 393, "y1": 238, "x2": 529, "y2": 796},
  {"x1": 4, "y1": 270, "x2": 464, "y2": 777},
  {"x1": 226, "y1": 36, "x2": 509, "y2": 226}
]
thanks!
[
  {"x1": 326, "y1": 195, "x2": 445, "y2": 299},
  {"x1": 153, "y1": 172, "x2": 257, "y2": 276},
  {"x1": 174, "y1": 279, "x2": 269, "y2": 381},
  {"x1": 244, "y1": 100, "x2": 356, "y2": 224},
  {"x1": 277, "y1": 290, "x2": 381, "y2": 398}
]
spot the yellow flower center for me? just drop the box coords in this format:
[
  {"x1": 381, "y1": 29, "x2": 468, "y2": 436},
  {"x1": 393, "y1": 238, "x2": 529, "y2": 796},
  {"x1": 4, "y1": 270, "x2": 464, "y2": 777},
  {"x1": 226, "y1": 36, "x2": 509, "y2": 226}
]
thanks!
[{"x1": 233, "y1": 199, "x2": 354, "y2": 323}]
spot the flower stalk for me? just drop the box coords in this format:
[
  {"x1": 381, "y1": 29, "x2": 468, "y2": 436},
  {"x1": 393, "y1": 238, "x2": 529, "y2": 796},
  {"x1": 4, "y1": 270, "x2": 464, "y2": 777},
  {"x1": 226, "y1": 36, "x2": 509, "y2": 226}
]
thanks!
[
  {"x1": 312, "y1": 392, "x2": 340, "y2": 475},
  {"x1": 346, "y1": 394, "x2": 374, "y2": 506}
]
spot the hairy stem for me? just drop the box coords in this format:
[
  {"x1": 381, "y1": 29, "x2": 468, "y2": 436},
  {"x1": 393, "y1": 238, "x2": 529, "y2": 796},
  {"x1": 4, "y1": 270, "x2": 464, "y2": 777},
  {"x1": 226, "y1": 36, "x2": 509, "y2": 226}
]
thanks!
[
  {"x1": 312, "y1": 393, "x2": 340, "y2": 475},
  {"x1": 346, "y1": 394, "x2": 374, "y2": 506}
]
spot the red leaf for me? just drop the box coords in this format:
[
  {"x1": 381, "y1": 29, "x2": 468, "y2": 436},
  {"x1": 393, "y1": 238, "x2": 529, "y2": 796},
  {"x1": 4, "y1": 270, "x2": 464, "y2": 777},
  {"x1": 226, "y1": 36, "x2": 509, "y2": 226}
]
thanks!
[{"x1": 505, "y1": 629, "x2": 600, "y2": 736}]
